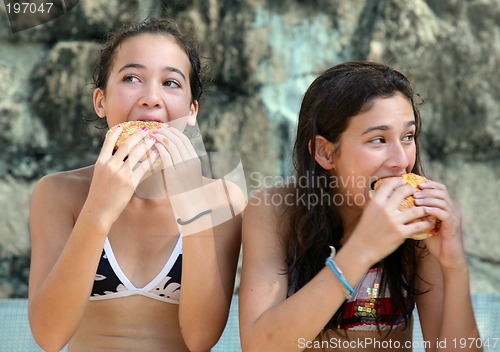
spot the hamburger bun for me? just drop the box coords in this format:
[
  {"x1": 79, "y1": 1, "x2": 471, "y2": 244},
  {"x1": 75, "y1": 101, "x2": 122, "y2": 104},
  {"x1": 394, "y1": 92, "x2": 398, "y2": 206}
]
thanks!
[
  {"x1": 106, "y1": 121, "x2": 167, "y2": 172},
  {"x1": 107, "y1": 121, "x2": 167, "y2": 150},
  {"x1": 371, "y1": 173, "x2": 440, "y2": 240}
]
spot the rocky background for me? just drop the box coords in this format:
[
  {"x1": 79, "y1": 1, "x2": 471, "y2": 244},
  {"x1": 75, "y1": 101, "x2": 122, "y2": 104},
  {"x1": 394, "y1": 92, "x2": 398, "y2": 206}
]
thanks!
[{"x1": 0, "y1": 0, "x2": 499, "y2": 298}]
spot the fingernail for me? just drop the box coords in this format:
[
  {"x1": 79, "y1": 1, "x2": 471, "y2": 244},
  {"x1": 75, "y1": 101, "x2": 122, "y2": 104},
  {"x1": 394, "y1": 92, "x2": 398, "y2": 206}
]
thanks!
[
  {"x1": 167, "y1": 124, "x2": 172, "y2": 128},
  {"x1": 141, "y1": 126, "x2": 148, "y2": 132}
]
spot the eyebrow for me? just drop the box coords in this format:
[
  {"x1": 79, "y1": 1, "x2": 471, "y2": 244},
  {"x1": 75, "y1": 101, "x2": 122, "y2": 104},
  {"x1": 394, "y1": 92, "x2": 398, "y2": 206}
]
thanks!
[
  {"x1": 118, "y1": 63, "x2": 186, "y2": 81},
  {"x1": 361, "y1": 120, "x2": 416, "y2": 135}
]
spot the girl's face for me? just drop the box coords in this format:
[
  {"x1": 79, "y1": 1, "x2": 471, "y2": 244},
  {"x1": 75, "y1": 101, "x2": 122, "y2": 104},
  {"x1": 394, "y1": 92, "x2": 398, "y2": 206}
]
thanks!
[
  {"x1": 93, "y1": 33, "x2": 198, "y2": 130},
  {"x1": 331, "y1": 93, "x2": 416, "y2": 211}
]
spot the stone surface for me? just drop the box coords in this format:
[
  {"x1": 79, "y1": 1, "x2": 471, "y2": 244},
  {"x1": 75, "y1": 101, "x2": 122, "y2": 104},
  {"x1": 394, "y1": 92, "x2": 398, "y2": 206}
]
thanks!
[
  {"x1": 30, "y1": 40, "x2": 103, "y2": 168},
  {"x1": 0, "y1": 177, "x2": 33, "y2": 298},
  {"x1": 0, "y1": 0, "x2": 498, "y2": 297}
]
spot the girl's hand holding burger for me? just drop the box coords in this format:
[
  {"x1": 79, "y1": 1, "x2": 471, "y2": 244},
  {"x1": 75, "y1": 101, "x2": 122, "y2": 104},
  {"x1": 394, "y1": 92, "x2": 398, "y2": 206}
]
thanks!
[
  {"x1": 414, "y1": 180, "x2": 466, "y2": 271},
  {"x1": 88, "y1": 123, "x2": 159, "y2": 225},
  {"x1": 346, "y1": 177, "x2": 433, "y2": 267}
]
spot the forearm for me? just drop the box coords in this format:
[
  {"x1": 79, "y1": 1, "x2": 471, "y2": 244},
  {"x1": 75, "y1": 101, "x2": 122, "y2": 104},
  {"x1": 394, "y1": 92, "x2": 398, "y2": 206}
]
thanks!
[
  {"x1": 240, "y1": 249, "x2": 371, "y2": 352},
  {"x1": 178, "y1": 222, "x2": 239, "y2": 351},
  {"x1": 437, "y1": 266, "x2": 482, "y2": 352},
  {"x1": 242, "y1": 269, "x2": 346, "y2": 352},
  {"x1": 29, "y1": 207, "x2": 110, "y2": 350}
]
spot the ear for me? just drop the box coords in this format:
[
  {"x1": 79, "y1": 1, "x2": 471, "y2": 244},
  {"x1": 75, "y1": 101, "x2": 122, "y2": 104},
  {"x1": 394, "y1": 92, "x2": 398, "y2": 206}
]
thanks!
[
  {"x1": 93, "y1": 88, "x2": 106, "y2": 118},
  {"x1": 186, "y1": 100, "x2": 199, "y2": 126},
  {"x1": 309, "y1": 135, "x2": 336, "y2": 170}
]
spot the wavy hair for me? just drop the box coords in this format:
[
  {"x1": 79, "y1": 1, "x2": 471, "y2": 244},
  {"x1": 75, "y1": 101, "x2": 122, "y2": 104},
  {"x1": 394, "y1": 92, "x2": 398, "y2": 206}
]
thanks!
[{"x1": 286, "y1": 61, "x2": 424, "y2": 331}]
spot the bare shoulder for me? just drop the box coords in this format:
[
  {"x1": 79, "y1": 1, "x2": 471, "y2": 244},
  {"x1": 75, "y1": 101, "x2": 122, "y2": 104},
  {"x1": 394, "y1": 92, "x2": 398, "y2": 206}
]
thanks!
[
  {"x1": 35, "y1": 166, "x2": 93, "y2": 191},
  {"x1": 239, "y1": 186, "x2": 296, "y2": 309},
  {"x1": 243, "y1": 184, "x2": 297, "y2": 243},
  {"x1": 31, "y1": 166, "x2": 94, "y2": 215},
  {"x1": 247, "y1": 184, "x2": 296, "y2": 220},
  {"x1": 200, "y1": 176, "x2": 248, "y2": 218},
  {"x1": 29, "y1": 166, "x2": 96, "y2": 298},
  {"x1": 222, "y1": 178, "x2": 248, "y2": 217}
]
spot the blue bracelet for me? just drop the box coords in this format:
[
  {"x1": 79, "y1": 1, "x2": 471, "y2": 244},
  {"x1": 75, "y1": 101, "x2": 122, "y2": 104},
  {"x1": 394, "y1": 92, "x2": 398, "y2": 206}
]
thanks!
[{"x1": 325, "y1": 248, "x2": 354, "y2": 301}]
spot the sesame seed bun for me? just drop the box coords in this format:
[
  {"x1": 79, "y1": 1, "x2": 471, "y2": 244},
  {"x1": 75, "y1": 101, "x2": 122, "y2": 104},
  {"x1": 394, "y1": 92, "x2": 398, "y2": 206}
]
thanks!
[
  {"x1": 107, "y1": 121, "x2": 167, "y2": 150},
  {"x1": 372, "y1": 173, "x2": 440, "y2": 240}
]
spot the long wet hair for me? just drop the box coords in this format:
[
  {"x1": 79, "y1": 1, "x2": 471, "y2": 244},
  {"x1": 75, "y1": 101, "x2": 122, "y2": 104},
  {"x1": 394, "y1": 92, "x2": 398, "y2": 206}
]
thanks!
[{"x1": 285, "y1": 61, "x2": 424, "y2": 331}]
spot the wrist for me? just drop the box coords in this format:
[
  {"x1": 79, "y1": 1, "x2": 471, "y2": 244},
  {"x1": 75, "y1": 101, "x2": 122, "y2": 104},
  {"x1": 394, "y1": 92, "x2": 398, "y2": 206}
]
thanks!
[
  {"x1": 325, "y1": 247, "x2": 354, "y2": 300},
  {"x1": 170, "y1": 180, "x2": 233, "y2": 236},
  {"x1": 170, "y1": 186, "x2": 211, "y2": 220},
  {"x1": 442, "y1": 263, "x2": 470, "y2": 279},
  {"x1": 331, "y1": 245, "x2": 373, "y2": 292},
  {"x1": 82, "y1": 189, "x2": 125, "y2": 230},
  {"x1": 77, "y1": 201, "x2": 113, "y2": 238},
  {"x1": 337, "y1": 241, "x2": 377, "y2": 270}
]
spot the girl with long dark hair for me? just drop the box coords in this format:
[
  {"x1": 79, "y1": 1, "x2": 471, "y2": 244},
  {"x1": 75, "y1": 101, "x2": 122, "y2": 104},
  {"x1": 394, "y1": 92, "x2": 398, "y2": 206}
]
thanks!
[{"x1": 239, "y1": 61, "x2": 481, "y2": 351}]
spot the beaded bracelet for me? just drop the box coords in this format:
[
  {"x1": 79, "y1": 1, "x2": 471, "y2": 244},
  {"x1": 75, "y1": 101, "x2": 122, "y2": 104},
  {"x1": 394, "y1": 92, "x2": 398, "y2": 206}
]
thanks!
[
  {"x1": 176, "y1": 209, "x2": 213, "y2": 225},
  {"x1": 325, "y1": 246, "x2": 354, "y2": 300}
]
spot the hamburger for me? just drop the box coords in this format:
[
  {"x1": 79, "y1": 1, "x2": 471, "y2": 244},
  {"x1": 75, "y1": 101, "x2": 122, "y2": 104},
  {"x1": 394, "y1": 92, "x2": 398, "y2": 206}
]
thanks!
[
  {"x1": 106, "y1": 121, "x2": 167, "y2": 171},
  {"x1": 107, "y1": 120, "x2": 167, "y2": 150},
  {"x1": 371, "y1": 173, "x2": 440, "y2": 240}
]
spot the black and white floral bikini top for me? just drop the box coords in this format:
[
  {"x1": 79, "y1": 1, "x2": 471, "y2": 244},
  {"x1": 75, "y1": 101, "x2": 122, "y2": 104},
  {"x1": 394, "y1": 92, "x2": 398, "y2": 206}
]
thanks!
[{"x1": 90, "y1": 236, "x2": 182, "y2": 304}]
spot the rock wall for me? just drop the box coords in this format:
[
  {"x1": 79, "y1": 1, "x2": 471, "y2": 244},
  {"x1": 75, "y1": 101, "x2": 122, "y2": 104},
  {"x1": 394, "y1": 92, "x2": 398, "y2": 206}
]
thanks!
[{"x1": 0, "y1": 0, "x2": 499, "y2": 298}]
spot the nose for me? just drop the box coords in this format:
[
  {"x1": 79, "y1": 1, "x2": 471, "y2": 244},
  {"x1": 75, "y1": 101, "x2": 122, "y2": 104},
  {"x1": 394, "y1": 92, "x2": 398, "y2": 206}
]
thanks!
[
  {"x1": 139, "y1": 83, "x2": 162, "y2": 108},
  {"x1": 387, "y1": 141, "x2": 411, "y2": 171}
]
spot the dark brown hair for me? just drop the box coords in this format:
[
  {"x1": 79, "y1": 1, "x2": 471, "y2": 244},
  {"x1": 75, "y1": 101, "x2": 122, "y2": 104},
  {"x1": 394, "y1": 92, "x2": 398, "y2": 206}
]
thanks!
[{"x1": 286, "y1": 61, "x2": 424, "y2": 331}]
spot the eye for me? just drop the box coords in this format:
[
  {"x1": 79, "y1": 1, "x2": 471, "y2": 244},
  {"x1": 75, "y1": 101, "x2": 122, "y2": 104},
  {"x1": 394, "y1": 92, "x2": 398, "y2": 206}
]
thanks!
[
  {"x1": 163, "y1": 80, "x2": 180, "y2": 88},
  {"x1": 123, "y1": 75, "x2": 140, "y2": 83},
  {"x1": 402, "y1": 133, "x2": 414, "y2": 142},
  {"x1": 369, "y1": 137, "x2": 385, "y2": 144}
]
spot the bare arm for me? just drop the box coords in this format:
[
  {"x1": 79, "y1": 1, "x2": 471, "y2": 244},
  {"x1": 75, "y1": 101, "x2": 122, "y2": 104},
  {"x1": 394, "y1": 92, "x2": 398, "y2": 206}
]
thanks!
[
  {"x1": 153, "y1": 126, "x2": 244, "y2": 350},
  {"x1": 414, "y1": 181, "x2": 481, "y2": 352},
  {"x1": 179, "y1": 207, "x2": 242, "y2": 351},
  {"x1": 238, "y1": 189, "x2": 367, "y2": 352},
  {"x1": 416, "y1": 252, "x2": 480, "y2": 352},
  {"x1": 28, "y1": 173, "x2": 112, "y2": 351},
  {"x1": 239, "y1": 181, "x2": 430, "y2": 351},
  {"x1": 28, "y1": 127, "x2": 155, "y2": 351}
]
